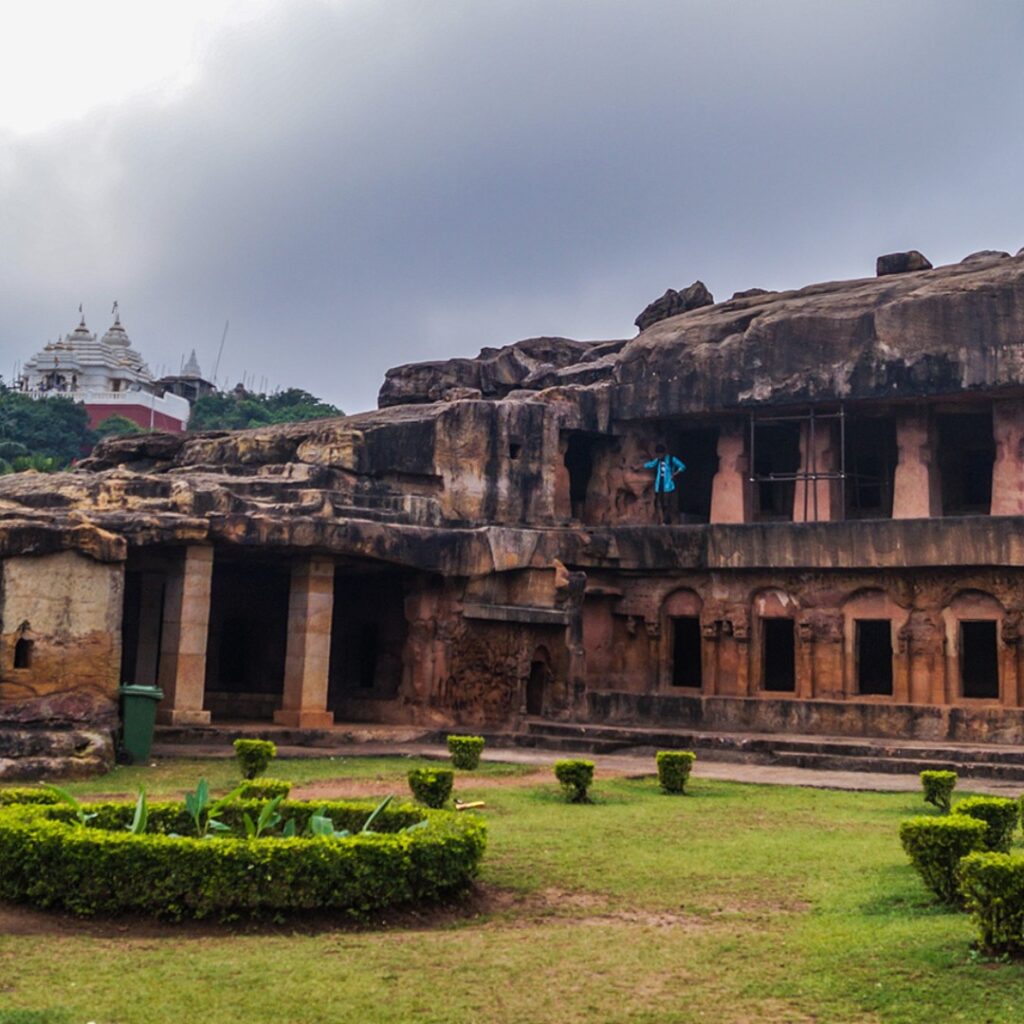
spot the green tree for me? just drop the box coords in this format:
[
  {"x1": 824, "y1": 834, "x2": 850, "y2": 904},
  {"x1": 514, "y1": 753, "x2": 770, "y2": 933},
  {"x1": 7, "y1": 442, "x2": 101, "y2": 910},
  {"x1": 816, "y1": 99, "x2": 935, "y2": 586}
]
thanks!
[
  {"x1": 188, "y1": 387, "x2": 342, "y2": 431},
  {"x1": 94, "y1": 415, "x2": 145, "y2": 439},
  {"x1": 0, "y1": 384, "x2": 95, "y2": 468}
]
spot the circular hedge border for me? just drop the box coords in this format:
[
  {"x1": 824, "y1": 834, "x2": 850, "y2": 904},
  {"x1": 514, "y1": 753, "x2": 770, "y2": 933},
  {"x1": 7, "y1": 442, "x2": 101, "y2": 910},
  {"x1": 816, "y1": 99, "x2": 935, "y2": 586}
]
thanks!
[{"x1": 0, "y1": 797, "x2": 486, "y2": 920}]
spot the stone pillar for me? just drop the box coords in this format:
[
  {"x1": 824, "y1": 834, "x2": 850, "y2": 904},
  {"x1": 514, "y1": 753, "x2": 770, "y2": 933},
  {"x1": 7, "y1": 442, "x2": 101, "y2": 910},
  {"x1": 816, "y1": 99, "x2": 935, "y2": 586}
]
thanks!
[
  {"x1": 274, "y1": 557, "x2": 335, "y2": 729},
  {"x1": 991, "y1": 401, "x2": 1024, "y2": 515},
  {"x1": 156, "y1": 547, "x2": 213, "y2": 725},
  {"x1": 133, "y1": 572, "x2": 164, "y2": 687},
  {"x1": 893, "y1": 410, "x2": 941, "y2": 519},
  {"x1": 710, "y1": 423, "x2": 751, "y2": 524},
  {"x1": 793, "y1": 420, "x2": 840, "y2": 522}
]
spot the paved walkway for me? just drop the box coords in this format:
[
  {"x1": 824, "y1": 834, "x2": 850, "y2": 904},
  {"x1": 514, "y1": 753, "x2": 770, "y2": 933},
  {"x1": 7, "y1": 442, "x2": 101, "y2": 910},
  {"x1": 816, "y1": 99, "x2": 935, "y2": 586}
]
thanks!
[{"x1": 151, "y1": 741, "x2": 1024, "y2": 796}]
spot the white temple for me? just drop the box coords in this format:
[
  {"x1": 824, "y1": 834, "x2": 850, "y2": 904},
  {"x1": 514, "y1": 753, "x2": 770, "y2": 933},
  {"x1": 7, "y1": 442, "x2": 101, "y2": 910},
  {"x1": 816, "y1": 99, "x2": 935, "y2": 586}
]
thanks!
[{"x1": 20, "y1": 306, "x2": 191, "y2": 432}]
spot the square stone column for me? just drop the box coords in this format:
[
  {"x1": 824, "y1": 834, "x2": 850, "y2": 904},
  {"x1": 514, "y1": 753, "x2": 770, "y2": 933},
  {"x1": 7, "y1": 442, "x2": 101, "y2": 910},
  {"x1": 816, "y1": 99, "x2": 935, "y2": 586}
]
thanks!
[
  {"x1": 274, "y1": 557, "x2": 335, "y2": 729},
  {"x1": 133, "y1": 571, "x2": 164, "y2": 687},
  {"x1": 991, "y1": 400, "x2": 1024, "y2": 515},
  {"x1": 892, "y1": 410, "x2": 941, "y2": 519},
  {"x1": 709, "y1": 423, "x2": 751, "y2": 524},
  {"x1": 793, "y1": 419, "x2": 840, "y2": 522},
  {"x1": 156, "y1": 547, "x2": 213, "y2": 725}
]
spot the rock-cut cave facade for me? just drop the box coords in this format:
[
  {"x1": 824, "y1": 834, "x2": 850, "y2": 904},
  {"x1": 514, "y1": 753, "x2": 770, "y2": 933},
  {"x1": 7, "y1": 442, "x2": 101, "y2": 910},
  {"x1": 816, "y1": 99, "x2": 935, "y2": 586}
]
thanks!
[{"x1": 3, "y1": 250, "x2": 1024, "y2": 776}]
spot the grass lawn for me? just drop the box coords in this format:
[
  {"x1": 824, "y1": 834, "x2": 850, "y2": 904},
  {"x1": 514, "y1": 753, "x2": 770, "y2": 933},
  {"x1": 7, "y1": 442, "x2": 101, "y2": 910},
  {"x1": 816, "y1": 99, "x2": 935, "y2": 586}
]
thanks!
[{"x1": 2, "y1": 760, "x2": 1024, "y2": 1023}]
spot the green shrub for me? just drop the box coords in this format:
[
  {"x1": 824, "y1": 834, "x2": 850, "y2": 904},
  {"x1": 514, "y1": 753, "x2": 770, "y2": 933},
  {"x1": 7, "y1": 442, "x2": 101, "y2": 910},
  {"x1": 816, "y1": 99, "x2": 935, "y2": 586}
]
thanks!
[
  {"x1": 959, "y1": 851, "x2": 1024, "y2": 953},
  {"x1": 408, "y1": 768, "x2": 454, "y2": 809},
  {"x1": 233, "y1": 738, "x2": 277, "y2": 779},
  {"x1": 0, "y1": 788, "x2": 59, "y2": 806},
  {"x1": 899, "y1": 814, "x2": 987, "y2": 903},
  {"x1": 554, "y1": 760, "x2": 594, "y2": 803},
  {"x1": 952, "y1": 796, "x2": 1018, "y2": 853},
  {"x1": 235, "y1": 778, "x2": 292, "y2": 800},
  {"x1": 447, "y1": 735, "x2": 485, "y2": 770},
  {"x1": 656, "y1": 751, "x2": 696, "y2": 794},
  {"x1": 0, "y1": 798, "x2": 486, "y2": 920},
  {"x1": 920, "y1": 770, "x2": 957, "y2": 813}
]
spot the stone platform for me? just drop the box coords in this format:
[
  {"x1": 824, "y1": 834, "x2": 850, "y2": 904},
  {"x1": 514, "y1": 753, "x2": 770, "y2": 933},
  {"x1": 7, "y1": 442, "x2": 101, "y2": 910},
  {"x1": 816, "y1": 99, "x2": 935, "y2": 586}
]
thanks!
[{"x1": 153, "y1": 719, "x2": 1024, "y2": 783}]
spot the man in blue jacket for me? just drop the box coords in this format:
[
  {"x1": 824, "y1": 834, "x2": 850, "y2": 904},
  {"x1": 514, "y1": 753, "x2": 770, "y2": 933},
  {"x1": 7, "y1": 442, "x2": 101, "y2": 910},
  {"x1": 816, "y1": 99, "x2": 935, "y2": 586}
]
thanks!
[{"x1": 643, "y1": 445, "x2": 686, "y2": 524}]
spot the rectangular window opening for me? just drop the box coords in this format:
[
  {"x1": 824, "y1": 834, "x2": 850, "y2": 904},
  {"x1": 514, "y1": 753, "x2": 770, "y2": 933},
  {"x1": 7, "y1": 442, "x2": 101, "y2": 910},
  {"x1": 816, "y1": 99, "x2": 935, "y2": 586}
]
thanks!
[
  {"x1": 671, "y1": 617, "x2": 703, "y2": 688},
  {"x1": 938, "y1": 412, "x2": 995, "y2": 516},
  {"x1": 856, "y1": 619, "x2": 893, "y2": 695},
  {"x1": 753, "y1": 423, "x2": 801, "y2": 522},
  {"x1": 961, "y1": 620, "x2": 999, "y2": 698},
  {"x1": 845, "y1": 419, "x2": 897, "y2": 519},
  {"x1": 762, "y1": 618, "x2": 796, "y2": 692},
  {"x1": 13, "y1": 638, "x2": 33, "y2": 670}
]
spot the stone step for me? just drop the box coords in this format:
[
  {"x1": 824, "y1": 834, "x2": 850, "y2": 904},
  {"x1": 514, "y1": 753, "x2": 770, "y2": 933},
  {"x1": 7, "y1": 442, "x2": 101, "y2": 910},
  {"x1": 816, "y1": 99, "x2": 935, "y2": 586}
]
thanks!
[
  {"x1": 515, "y1": 720, "x2": 1024, "y2": 779},
  {"x1": 770, "y1": 750, "x2": 1024, "y2": 783},
  {"x1": 522, "y1": 719, "x2": 1024, "y2": 765}
]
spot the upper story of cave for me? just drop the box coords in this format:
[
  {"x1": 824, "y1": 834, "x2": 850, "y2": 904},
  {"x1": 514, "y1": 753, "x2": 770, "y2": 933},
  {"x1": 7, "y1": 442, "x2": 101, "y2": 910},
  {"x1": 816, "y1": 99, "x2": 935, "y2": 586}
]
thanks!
[{"x1": 2, "y1": 249, "x2": 1023, "y2": 550}]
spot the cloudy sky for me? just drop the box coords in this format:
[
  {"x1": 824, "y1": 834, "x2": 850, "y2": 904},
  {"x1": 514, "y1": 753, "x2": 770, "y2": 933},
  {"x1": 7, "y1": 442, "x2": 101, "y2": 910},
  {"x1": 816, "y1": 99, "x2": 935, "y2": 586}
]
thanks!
[{"x1": 1, "y1": 1, "x2": 1022, "y2": 414}]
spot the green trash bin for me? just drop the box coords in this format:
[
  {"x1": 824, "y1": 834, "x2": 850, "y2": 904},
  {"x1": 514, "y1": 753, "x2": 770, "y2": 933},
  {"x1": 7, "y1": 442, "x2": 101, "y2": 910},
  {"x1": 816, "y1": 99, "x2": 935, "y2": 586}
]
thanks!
[{"x1": 119, "y1": 684, "x2": 164, "y2": 764}]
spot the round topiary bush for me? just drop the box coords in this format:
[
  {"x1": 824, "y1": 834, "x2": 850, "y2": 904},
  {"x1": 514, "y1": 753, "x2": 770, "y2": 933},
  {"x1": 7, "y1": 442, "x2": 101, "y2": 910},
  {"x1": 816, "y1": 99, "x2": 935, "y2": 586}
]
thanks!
[
  {"x1": 233, "y1": 738, "x2": 277, "y2": 779},
  {"x1": 899, "y1": 814, "x2": 987, "y2": 904},
  {"x1": 554, "y1": 759, "x2": 594, "y2": 803},
  {"x1": 408, "y1": 768, "x2": 454, "y2": 808},
  {"x1": 655, "y1": 751, "x2": 696, "y2": 794},
  {"x1": 920, "y1": 770, "x2": 957, "y2": 813},
  {"x1": 0, "y1": 797, "x2": 486, "y2": 920},
  {"x1": 447, "y1": 735, "x2": 485, "y2": 770},
  {"x1": 952, "y1": 796, "x2": 1019, "y2": 853}
]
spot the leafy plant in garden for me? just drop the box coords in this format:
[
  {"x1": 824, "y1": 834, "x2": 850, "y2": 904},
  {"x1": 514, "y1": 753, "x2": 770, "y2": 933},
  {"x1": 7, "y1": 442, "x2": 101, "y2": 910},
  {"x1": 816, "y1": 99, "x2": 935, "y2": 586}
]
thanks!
[
  {"x1": 40, "y1": 784, "x2": 96, "y2": 827},
  {"x1": 183, "y1": 779, "x2": 244, "y2": 838},
  {"x1": 127, "y1": 790, "x2": 148, "y2": 835}
]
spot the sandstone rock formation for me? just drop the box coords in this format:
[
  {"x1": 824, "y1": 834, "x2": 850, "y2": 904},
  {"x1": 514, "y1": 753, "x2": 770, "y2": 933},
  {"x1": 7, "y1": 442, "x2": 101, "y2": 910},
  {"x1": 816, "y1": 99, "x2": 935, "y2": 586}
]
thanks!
[
  {"x1": 876, "y1": 250, "x2": 933, "y2": 276},
  {"x1": 634, "y1": 280, "x2": 714, "y2": 331},
  {"x1": 2, "y1": 250, "x2": 1024, "y2": 774}
]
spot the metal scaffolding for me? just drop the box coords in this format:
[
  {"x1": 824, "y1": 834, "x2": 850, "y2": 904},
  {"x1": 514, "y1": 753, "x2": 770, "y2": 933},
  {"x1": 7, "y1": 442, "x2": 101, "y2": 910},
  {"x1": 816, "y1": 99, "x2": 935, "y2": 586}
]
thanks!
[{"x1": 748, "y1": 404, "x2": 847, "y2": 522}]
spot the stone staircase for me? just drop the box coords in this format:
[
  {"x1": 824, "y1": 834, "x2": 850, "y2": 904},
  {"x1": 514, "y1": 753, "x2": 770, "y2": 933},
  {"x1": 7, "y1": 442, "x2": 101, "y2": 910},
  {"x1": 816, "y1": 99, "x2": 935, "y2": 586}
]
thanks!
[{"x1": 503, "y1": 719, "x2": 1024, "y2": 782}]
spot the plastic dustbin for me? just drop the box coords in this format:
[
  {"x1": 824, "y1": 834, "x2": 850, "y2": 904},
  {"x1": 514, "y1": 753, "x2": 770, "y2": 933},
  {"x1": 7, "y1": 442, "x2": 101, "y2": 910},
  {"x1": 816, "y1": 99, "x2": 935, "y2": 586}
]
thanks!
[{"x1": 119, "y1": 684, "x2": 164, "y2": 763}]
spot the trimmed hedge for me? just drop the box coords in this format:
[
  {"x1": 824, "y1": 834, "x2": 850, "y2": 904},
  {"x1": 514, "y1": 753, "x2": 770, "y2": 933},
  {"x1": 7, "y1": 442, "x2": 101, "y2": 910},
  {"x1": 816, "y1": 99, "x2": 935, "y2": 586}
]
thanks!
[
  {"x1": 0, "y1": 798, "x2": 486, "y2": 920},
  {"x1": 554, "y1": 760, "x2": 594, "y2": 803},
  {"x1": 0, "y1": 789, "x2": 59, "y2": 806},
  {"x1": 656, "y1": 751, "x2": 696, "y2": 794},
  {"x1": 952, "y1": 796, "x2": 1018, "y2": 853},
  {"x1": 899, "y1": 814, "x2": 987, "y2": 903},
  {"x1": 447, "y1": 735, "x2": 485, "y2": 771},
  {"x1": 407, "y1": 768, "x2": 454, "y2": 809},
  {"x1": 959, "y1": 851, "x2": 1024, "y2": 954},
  {"x1": 233, "y1": 739, "x2": 277, "y2": 779},
  {"x1": 235, "y1": 778, "x2": 292, "y2": 800},
  {"x1": 920, "y1": 770, "x2": 957, "y2": 813}
]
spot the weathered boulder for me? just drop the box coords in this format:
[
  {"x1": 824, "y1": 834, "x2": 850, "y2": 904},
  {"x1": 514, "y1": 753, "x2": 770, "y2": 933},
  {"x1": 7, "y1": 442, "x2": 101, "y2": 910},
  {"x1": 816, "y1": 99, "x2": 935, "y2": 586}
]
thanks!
[
  {"x1": 378, "y1": 336, "x2": 602, "y2": 407},
  {"x1": 730, "y1": 287, "x2": 774, "y2": 300},
  {"x1": 634, "y1": 281, "x2": 714, "y2": 331},
  {"x1": 876, "y1": 250, "x2": 932, "y2": 276},
  {"x1": 961, "y1": 249, "x2": 1011, "y2": 262}
]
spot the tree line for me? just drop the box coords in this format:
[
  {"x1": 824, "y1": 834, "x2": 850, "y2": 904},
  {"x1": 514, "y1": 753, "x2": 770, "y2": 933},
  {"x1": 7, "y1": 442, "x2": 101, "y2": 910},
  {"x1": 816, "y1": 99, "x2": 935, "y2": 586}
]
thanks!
[{"x1": 0, "y1": 383, "x2": 343, "y2": 473}]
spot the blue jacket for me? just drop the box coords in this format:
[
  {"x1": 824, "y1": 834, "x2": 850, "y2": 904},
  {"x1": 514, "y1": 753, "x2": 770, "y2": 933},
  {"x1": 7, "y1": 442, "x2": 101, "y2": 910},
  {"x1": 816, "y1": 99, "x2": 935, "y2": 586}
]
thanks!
[{"x1": 644, "y1": 455, "x2": 686, "y2": 493}]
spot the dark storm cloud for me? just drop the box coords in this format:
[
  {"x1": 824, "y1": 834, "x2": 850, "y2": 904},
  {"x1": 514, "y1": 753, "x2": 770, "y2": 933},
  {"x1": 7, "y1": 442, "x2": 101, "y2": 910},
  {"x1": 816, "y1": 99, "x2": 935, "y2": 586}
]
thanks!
[{"x1": 2, "y1": 0, "x2": 1023, "y2": 412}]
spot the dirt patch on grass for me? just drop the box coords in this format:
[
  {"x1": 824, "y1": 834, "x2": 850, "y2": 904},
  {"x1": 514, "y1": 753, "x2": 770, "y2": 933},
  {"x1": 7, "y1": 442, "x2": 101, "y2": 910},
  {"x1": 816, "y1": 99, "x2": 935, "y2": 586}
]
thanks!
[
  {"x1": 0, "y1": 881, "x2": 712, "y2": 941},
  {"x1": 291, "y1": 770, "x2": 545, "y2": 802}
]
